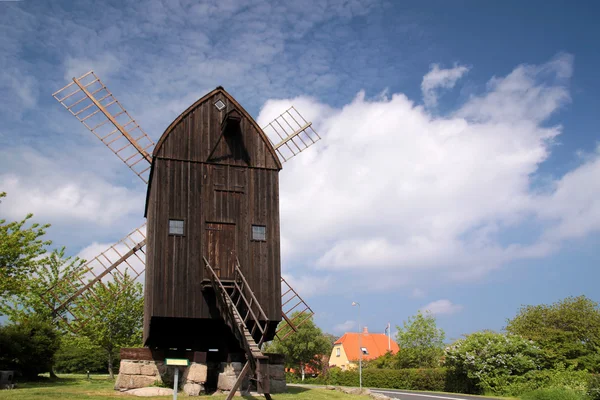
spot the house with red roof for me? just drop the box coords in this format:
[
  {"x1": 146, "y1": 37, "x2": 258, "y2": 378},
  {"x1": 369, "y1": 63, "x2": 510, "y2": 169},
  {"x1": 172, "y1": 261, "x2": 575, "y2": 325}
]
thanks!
[{"x1": 329, "y1": 327, "x2": 399, "y2": 370}]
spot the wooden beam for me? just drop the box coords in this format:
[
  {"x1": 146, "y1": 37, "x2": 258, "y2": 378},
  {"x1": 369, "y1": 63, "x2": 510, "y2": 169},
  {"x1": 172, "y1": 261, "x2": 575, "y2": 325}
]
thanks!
[
  {"x1": 273, "y1": 122, "x2": 312, "y2": 150},
  {"x1": 53, "y1": 239, "x2": 146, "y2": 314},
  {"x1": 72, "y1": 77, "x2": 152, "y2": 163},
  {"x1": 226, "y1": 361, "x2": 250, "y2": 400}
]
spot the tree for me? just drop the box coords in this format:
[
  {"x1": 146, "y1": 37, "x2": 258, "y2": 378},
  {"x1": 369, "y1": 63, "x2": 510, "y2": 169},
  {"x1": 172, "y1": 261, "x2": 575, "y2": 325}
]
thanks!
[
  {"x1": 0, "y1": 192, "x2": 51, "y2": 299},
  {"x1": 54, "y1": 334, "x2": 107, "y2": 373},
  {"x1": 395, "y1": 310, "x2": 445, "y2": 368},
  {"x1": 444, "y1": 331, "x2": 541, "y2": 394},
  {"x1": 506, "y1": 296, "x2": 600, "y2": 372},
  {"x1": 267, "y1": 313, "x2": 332, "y2": 381},
  {"x1": 77, "y1": 272, "x2": 144, "y2": 379},
  {"x1": 363, "y1": 351, "x2": 397, "y2": 369},
  {"x1": 0, "y1": 247, "x2": 85, "y2": 324},
  {"x1": 0, "y1": 316, "x2": 60, "y2": 379}
]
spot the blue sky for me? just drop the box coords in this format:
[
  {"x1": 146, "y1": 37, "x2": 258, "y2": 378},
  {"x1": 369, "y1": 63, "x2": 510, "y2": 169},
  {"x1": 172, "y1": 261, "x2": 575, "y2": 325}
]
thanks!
[{"x1": 1, "y1": 0, "x2": 599, "y2": 341}]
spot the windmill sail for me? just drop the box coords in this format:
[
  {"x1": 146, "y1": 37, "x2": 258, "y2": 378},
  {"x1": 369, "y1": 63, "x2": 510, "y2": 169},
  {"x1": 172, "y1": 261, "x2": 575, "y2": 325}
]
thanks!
[
  {"x1": 41, "y1": 224, "x2": 147, "y2": 331},
  {"x1": 277, "y1": 276, "x2": 315, "y2": 341},
  {"x1": 262, "y1": 106, "x2": 321, "y2": 163},
  {"x1": 52, "y1": 71, "x2": 155, "y2": 183}
]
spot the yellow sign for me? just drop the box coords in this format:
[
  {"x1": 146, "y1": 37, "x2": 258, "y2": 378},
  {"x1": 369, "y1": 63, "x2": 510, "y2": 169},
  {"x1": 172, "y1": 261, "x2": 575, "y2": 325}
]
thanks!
[{"x1": 165, "y1": 358, "x2": 189, "y2": 366}]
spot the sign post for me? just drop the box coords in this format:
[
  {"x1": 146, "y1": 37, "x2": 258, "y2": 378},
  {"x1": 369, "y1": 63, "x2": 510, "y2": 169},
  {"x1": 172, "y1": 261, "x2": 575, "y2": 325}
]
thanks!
[{"x1": 165, "y1": 358, "x2": 190, "y2": 400}]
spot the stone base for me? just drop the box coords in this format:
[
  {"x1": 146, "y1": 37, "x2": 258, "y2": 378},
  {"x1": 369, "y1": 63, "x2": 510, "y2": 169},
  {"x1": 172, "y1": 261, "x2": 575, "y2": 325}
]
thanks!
[
  {"x1": 114, "y1": 359, "x2": 207, "y2": 395},
  {"x1": 114, "y1": 349, "x2": 286, "y2": 395}
]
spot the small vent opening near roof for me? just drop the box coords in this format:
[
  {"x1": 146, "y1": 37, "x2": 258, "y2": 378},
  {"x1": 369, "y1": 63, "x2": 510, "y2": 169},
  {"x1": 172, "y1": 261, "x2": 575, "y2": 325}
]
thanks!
[
  {"x1": 361, "y1": 347, "x2": 369, "y2": 355},
  {"x1": 214, "y1": 100, "x2": 226, "y2": 111}
]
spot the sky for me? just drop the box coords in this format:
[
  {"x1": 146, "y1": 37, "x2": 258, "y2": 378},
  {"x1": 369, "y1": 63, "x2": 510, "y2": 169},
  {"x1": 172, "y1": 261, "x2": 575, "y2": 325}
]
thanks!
[{"x1": 1, "y1": 0, "x2": 599, "y2": 342}]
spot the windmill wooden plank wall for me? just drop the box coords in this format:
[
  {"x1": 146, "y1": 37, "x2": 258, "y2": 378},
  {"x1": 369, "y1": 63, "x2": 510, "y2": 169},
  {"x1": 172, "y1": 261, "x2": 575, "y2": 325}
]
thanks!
[
  {"x1": 49, "y1": 72, "x2": 319, "y2": 368},
  {"x1": 144, "y1": 87, "x2": 282, "y2": 350}
]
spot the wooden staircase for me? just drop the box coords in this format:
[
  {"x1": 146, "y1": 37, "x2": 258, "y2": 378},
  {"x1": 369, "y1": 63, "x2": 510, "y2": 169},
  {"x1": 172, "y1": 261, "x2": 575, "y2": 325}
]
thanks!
[{"x1": 203, "y1": 257, "x2": 272, "y2": 400}]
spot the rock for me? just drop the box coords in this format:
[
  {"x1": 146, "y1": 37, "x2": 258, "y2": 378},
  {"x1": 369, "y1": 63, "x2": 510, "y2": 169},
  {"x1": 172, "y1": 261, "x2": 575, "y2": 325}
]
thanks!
[
  {"x1": 184, "y1": 363, "x2": 208, "y2": 383},
  {"x1": 325, "y1": 385, "x2": 336, "y2": 390},
  {"x1": 269, "y1": 379, "x2": 287, "y2": 393},
  {"x1": 268, "y1": 364, "x2": 285, "y2": 380},
  {"x1": 120, "y1": 361, "x2": 142, "y2": 375},
  {"x1": 217, "y1": 373, "x2": 238, "y2": 391},
  {"x1": 221, "y1": 362, "x2": 243, "y2": 374},
  {"x1": 114, "y1": 374, "x2": 159, "y2": 390},
  {"x1": 183, "y1": 382, "x2": 203, "y2": 396},
  {"x1": 123, "y1": 387, "x2": 174, "y2": 397},
  {"x1": 140, "y1": 363, "x2": 159, "y2": 376}
]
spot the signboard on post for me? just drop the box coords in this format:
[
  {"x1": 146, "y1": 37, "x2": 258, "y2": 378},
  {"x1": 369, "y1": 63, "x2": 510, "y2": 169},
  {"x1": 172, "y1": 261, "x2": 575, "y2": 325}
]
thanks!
[{"x1": 164, "y1": 359, "x2": 189, "y2": 399}]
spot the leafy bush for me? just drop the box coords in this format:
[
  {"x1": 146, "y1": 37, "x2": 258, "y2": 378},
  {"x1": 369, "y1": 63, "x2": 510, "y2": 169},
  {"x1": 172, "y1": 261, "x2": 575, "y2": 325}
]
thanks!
[
  {"x1": 498, "y1": 364, "x2": 590, "y2": 397},
  {"x1": 315, "y1": 367, "x2": 447, "y2": 391},
  {"x1": 54, "y1": 335, "x2": 108, "y2": 373},
  {"x1": 444, "y1": 331, "x2": 541, "y2": 394},
  {"x1": 588, "y1": 374, "x2": 600, "y2": 400},
  {"x1": 521, "y1": 387, "x2": 587, "y2": 400},
  {"x1": 0, "y1": 317, "x2": 60, "y2": 379}
]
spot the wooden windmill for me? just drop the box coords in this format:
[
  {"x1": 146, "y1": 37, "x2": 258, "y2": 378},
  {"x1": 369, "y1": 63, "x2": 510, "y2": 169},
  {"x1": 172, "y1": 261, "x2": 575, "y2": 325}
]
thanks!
[{"x1": 46, "y1": 71, "x2": 321, "y2": 396}]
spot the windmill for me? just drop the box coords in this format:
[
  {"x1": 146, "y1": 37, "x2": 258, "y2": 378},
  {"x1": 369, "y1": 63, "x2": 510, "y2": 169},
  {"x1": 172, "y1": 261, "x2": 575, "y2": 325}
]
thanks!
[{"x1": 45, "y1": 71, "x2": 321, "y2": 397}]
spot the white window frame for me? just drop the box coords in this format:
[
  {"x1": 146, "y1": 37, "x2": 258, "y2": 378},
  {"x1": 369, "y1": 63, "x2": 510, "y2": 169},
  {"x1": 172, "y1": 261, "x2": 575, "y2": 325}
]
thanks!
[
  {"x1": 251, "y1": 225, "x2": 266, "y2": 241},
  {"x1": 169, "y1": 219, "x2": 185, "y2": 236}
]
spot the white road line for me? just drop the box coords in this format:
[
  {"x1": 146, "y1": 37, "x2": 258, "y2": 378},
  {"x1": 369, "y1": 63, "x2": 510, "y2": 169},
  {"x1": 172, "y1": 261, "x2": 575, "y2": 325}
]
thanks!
[{"x1": 373, "y1": 390, "x2": 470, "y2": 400}]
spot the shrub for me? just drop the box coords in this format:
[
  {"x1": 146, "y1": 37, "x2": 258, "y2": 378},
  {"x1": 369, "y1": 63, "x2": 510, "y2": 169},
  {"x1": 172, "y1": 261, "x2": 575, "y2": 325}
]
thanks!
[
  {"x1": 588, "y1": 374, "x2": 600, "y2": 400},
  {"x1": 54, "y1": 335, "x2": 108, "y2": 373},
  {"x1": 444, "y1": 331, "x2": 541, "y2": 394},
  {"x1": 315, "y1": 367, "x2": 447, "y2": 391},
  {"x1": 497, "y1": 364, "x2": 591, "y2": 397},
  {"x1": 0, "y1": 317, "x2": 60, "y2": 379},
  {"x1": 521, "y1": 388, "x2": 587, "y2": 400}
]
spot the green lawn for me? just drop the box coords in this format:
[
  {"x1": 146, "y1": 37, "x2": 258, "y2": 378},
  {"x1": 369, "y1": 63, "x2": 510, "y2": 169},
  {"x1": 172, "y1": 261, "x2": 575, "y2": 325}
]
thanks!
[{"x1": 0, "y1": 375, "x2": 372, "y2": 399}]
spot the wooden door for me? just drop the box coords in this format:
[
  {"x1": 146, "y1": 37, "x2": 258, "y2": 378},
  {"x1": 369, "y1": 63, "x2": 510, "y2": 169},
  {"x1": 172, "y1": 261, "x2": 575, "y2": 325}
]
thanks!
[{"x1": 206, "y1": 223, "x2": 236, "y2": 280}]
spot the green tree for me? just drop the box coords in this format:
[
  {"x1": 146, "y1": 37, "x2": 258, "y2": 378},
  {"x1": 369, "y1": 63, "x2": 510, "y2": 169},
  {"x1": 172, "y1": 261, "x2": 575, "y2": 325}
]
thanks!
[
  {"x1": 0, "y1": 316, "x2": 60, "y2": 379},
  {"x1": 267, "y1": 313, "x2": 332, "y2": 381},
  {"x1": 77, "y1": 272, "x2": 144, "y2": 379},
  {"x1": 444, "y1": 331, "x2": 541, "y2": 394},
  {"x1": 506, "y1": 296, "x2": 600, "y2": 372},
  {"x1": 363, "y1": 350, "x2": 397, "y2": 369},
  {"x1": 54, "y1": 334, "x2": 107, "y2": 373},
  {"x1": 0, "y1": 247, "x2": 85, "y2": 324},
  {"x1": 395, "y1": 310, "x2": 445, "y2": 368},
  {"x1": 0, "y1": 192, "x2": 51, "y2": 299}
]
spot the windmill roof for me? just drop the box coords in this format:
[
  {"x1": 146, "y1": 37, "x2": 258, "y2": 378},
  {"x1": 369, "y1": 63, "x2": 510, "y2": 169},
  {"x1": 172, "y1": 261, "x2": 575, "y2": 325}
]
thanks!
[{"x1": 334, "y1": 329, "x2": 399, "y2": 361}]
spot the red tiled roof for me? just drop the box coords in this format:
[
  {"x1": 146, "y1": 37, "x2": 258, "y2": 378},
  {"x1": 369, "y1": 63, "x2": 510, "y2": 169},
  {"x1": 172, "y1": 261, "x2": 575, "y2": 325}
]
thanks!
[{"x1": 334, "y1": 329, "x2": 399, "y2": 361}]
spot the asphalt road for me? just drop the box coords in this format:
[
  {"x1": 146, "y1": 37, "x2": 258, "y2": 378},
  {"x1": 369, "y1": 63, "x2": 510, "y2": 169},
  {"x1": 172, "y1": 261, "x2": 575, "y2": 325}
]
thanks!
[{"x1": 371, "y1": 389, "x2": 498, "y2": 400}]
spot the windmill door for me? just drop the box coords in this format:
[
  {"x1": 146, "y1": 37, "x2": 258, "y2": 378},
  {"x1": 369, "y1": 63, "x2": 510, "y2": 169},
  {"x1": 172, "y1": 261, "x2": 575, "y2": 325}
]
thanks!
[{"x1": 206, "y1": 223, "x2": 236, "y2": 280}]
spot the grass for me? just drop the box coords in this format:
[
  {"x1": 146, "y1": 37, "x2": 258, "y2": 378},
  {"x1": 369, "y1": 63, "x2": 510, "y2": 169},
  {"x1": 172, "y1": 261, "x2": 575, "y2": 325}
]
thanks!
[{"x1": 0, "y1": 374, "x2": 373, "y2": 400}]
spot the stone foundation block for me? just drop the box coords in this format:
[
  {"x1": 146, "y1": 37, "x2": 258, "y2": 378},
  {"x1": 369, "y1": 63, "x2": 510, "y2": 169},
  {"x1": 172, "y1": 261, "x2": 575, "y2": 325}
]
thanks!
[
  {"x1": 140, "y1": 363, "x2": 159, "y2": 376},
  {"x1": 114, "y1": 373, "x2": 159, "y2": 390},
  {"x1": 183, "y1": 382, "x2": 204, "y2": 396},
  {"x1": 184, "y1": 363, "x2": 208, "y2": 383},
  {"x1": 120, "y1": 361, "x2": 142, "y2": 375}
]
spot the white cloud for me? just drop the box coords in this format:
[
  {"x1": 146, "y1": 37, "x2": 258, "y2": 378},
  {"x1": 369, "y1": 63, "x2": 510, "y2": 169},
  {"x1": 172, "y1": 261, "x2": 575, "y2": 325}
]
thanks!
[
  {"x1": 281, "y1": 273, "x2": 332, "y2": 298},
  {"x1": 422, "y1": 63, "x2": 470, "y2": 107},
  {"x1": 333, "y1": 320, "x2": 357, "y2": 334},
  {"x1": 255, "y1": 54, "x2": 600, "y2": 291},
  {"x1": 420, "y1": 299, "x2": 463, "y2": 315}
]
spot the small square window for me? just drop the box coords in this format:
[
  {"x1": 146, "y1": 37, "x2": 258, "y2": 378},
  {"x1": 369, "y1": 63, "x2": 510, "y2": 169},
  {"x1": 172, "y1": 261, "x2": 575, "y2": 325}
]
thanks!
[
  {"x1": 361, "y1": 347, "x2": 369, "y2": 355},
  {"x1": 214, "y1": 100, "x2": 226, "y2": 111},
  {"x1": 252, "y1": 225, "x2": 266, "y2": 241},
  {"x1": 169, "y1": 219, "x2": 184, "y2": 236}
]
